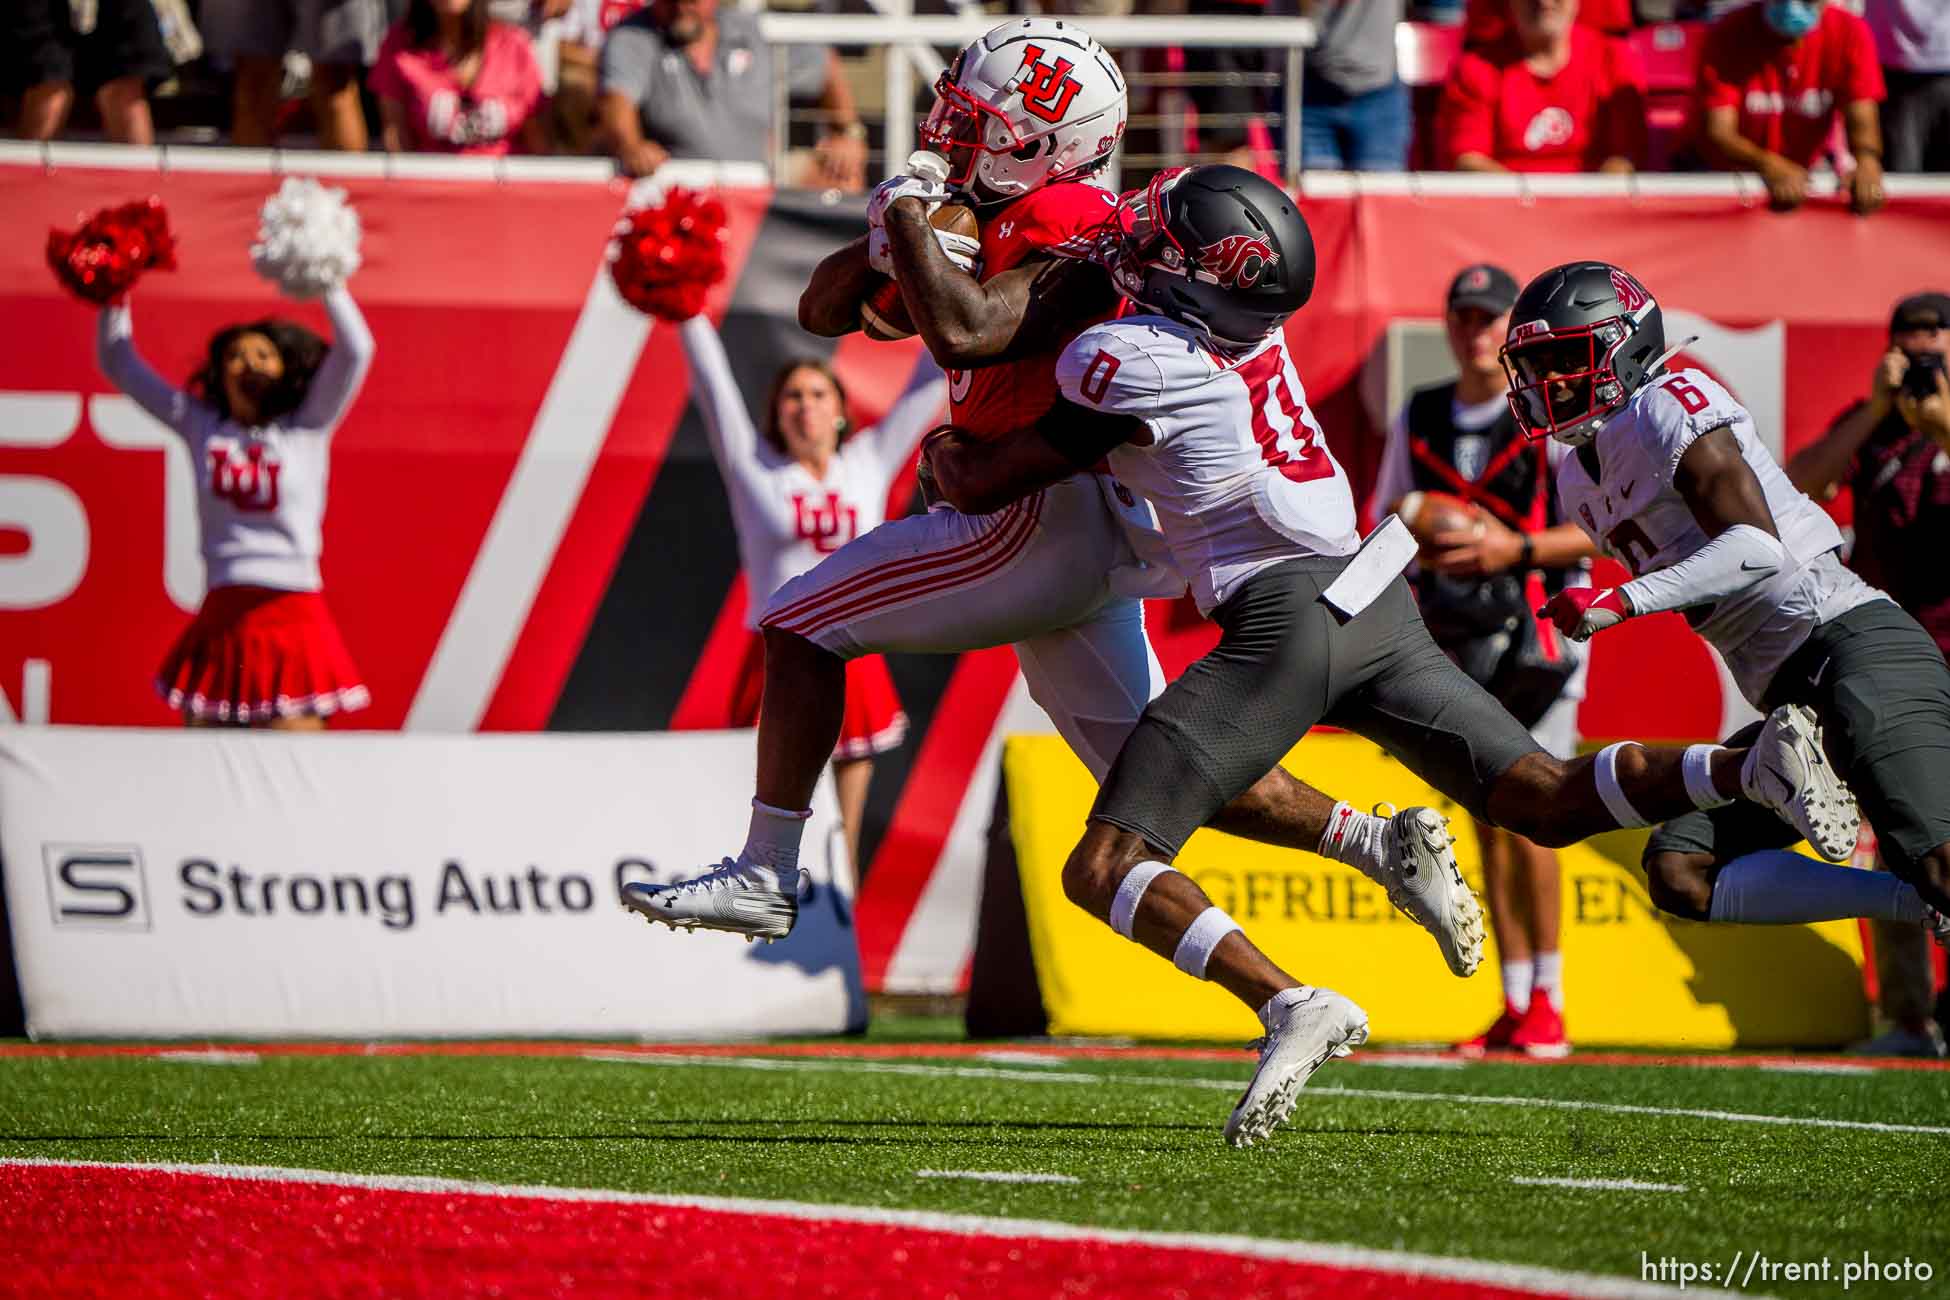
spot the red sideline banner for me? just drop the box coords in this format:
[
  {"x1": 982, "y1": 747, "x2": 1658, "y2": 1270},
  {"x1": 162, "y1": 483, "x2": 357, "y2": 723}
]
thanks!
[{"x1": 5, "y1": 151, "x2": 1948, "y2": 995}]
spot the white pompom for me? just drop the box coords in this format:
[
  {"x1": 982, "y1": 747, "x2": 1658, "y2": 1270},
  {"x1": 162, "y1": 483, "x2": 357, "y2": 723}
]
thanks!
[{"x1": 250, "y1": 177, "x2": 362, "y2": 300}]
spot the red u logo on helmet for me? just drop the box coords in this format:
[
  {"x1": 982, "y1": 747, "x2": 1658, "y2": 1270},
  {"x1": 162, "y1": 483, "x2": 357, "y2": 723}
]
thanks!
[{"x1": 1016, "y1": 44, "x2": 1082, "y2": 123}]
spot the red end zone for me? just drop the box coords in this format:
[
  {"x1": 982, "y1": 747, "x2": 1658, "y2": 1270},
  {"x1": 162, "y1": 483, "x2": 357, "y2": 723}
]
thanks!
[{"x1": 1, "y1": 1160, "x2": 1591, "y2": 1299}]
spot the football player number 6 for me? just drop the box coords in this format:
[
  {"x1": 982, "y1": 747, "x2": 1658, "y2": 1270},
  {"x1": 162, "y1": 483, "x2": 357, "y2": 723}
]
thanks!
[{"x1": 1661, "y1": 375, "x2": 1709, "y2": 414}]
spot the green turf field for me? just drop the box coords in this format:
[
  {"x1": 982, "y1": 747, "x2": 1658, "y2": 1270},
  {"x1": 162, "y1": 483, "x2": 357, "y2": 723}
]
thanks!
[{"x1": 4, "y1": 1038, "x2": 1947, "y2": 1295}]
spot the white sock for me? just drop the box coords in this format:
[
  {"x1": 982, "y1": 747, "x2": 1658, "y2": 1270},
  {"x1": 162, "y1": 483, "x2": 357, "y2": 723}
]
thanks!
[
  {"x1": 742, "y1": 799, "x2": 810, "y2": 873},
  {"x1": 1501, "y1": 959, "x2": 1533, "y2": 1011},
  {"x1": 1257, "y1": 985, "x2": 1312, "y2": 1033},
  {"x1": 1708, "y1": 851, "x2": 1927, "y2": 925},
  {"x1": 1532, "y1": 951, "x2": 1563, "y2": 1012},
  {"x1": 1317, "y1": 802, "x2": 1389, "y2": 885}
]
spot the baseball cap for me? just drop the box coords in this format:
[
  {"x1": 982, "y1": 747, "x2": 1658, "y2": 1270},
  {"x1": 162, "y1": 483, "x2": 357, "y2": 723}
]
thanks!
[
  {"x1": 1447, "y1": 264, "x2": 1520, "y2": 315},
  {"x1": 1890, "y1": 291, "x2": 1950, "y2": 335}
]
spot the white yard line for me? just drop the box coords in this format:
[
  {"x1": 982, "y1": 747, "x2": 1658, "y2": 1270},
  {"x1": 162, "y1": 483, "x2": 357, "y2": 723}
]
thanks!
[
  {"x1": 1753, "y1": 1063, "x2": 1876, "y2": 1076},
  {"x1": 0, "y1": 1157, "x2": 1737, "y2": 1299},
  {"x1": 915, "y1": 1170, "x2": 1080, "y2": 1185},
  {"x1": 1511, "y1": 1177, "x2": 1688, "y2": 1194},
  {"x1": 974, "y1": 1051, "x2": 1072, "y2": 1068},
  {"x1": 582, "y1": 1052, "x2": 1950, "y2": 1138},
  {"x1": 154, "y1": 1051, "x2": 262, "y2": 1066}
]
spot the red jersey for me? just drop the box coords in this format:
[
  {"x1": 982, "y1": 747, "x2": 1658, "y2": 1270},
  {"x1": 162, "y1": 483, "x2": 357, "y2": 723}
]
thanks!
[
  {"x1": 1438, "y1": 26, "x2": 1647, "y2": 173},
  {"x1": 1462, "y1": 0, "x2": 1633, "y2": 51},
  {"x1": 1697, "y1": 4, "x2": 1884, "y2": 169},
  {"x1": 946, "y1": 182, "x2": 1122, "y2": 439}
]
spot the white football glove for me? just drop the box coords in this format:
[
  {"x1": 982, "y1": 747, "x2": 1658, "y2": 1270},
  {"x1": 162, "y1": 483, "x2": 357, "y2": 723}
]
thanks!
[
  {"x1": 867, "y1": 225, "x2": 979, "y2": 277},
  {"x1": 866, "y1": 171, "x2": 951, "y2": 235}
]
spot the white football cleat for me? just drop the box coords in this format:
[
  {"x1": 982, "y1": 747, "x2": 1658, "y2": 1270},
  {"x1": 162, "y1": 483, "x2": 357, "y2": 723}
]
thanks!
[
  {"x1": 1742, "y1": 704, "x2": 1859, "y2": 863},
  {"x1": 1376, "y1": 805, "x2": 1484, "y2": 978},
  {"x1": 621, "y1": 857, "x2": 805, "y2": 942},
  {"x1": 1224, "y1": 987, "x2": 1368, "y2": 1149}
]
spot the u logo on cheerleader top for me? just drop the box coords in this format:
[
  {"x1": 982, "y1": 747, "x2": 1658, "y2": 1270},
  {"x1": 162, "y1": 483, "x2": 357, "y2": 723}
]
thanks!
[{"x1": 207, "y1": 443, "x2": 281, "y2": 512}]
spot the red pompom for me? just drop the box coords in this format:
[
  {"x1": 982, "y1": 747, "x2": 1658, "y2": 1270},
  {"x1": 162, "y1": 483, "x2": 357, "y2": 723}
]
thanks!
[
  {"x1": 46, "y1": 196, "x2": 178, "y2": 306},
  {"x1": 607, "y1": 188, "x2": 729, "y2": 322}
]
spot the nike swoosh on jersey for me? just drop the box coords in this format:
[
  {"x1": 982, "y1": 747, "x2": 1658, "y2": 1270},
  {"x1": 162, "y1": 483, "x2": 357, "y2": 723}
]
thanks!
[{"x1": 1740, "y1": 559, "x2": 1775, "y2": 571}]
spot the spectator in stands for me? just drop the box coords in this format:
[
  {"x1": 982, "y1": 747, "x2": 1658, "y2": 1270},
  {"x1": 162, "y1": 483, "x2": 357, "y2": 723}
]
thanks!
[
  {"x1": 371, "y1": 0, "x2": 547, "y2": 155},
  {"x1": 1301, "y1": 0, "x2": 1411, "y2": 172},
  {"x1": 1369, "y1": 264, "x2": 1598, "y2": 1058},
  {"x1": 1696, "y1": 0, "x2": 1886, "y2": 214},
  {"x1": 1437, "y1": 0, "x2": 1646, "y2": 173},
  {"x1": 596, "y1": 0, "x2": 866, "y2": 189},
  {"x1": 1786, "y1": 291, "x2": 1950, "y2": 1057},
  {"x1": 1462, "y1": 0, "x2": 1631, "y2": 49},
  {"x1": 1866, "y1": 0, "x2": 1950, "y2": 173},
  {"x1": 556, "y1": 0, "x2": 646, "y2": 154},
  {"x1": 201, "y1": 0, "x2": 388, "y2": 151},
  {"x1": 3, "y1": 0, "x2": 170, "y2": 144}
]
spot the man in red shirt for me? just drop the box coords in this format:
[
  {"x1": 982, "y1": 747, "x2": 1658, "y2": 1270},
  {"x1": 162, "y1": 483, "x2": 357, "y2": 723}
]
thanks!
[
  {"x1": 1697, "y1": 0, "x2": 1887, "y2": 214},
  {"x1": 1439, "y1": 0, "x2": 1646, "y2": 173}
]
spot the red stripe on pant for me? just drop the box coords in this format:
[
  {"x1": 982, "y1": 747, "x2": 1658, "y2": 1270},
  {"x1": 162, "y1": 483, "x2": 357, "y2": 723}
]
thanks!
[
  {"x1": 762, "y1": 494, "x2": 1034, "y2": 629},
  {"x1": 770, "y1": 495, "x2": 1042, "y2": 639}
]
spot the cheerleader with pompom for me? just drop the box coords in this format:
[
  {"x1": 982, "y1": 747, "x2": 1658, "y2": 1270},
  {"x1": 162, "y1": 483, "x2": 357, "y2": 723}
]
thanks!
[
  {"x1": 609, "y1": 187, "x2": 943, "y2": 866},
  {"x1": 679, "y1": 316, "x2": 944, "y2": 868},
  {"x1": 79, "y1": 181, "x2": 375, "y2": 728}
]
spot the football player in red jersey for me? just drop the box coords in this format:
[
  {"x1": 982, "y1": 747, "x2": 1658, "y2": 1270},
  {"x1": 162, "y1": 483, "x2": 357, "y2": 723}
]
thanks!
[{"x1": 624, "y1": 21, "x2": 1484, "y2": 982}]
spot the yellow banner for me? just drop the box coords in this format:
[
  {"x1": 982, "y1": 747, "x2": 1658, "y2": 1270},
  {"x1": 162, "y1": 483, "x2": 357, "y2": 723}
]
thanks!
[{"x1": 1005, "y1": 733, "x2": 1870, "y2": 1047}]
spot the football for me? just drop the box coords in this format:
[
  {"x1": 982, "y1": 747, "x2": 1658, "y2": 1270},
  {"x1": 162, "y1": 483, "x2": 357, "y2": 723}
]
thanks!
[
  {"x1": 1396, "y1": 489, "x2": 1484, "y2": 555},
  {"x1": 858, "y1": 202, "x2": 981, "y2": 342}
]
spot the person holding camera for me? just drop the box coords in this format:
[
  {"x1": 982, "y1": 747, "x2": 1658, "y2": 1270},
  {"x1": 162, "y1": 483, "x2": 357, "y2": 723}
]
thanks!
[
  {"x1": 1370, "y1": 263, "x2": 1599, "y2": 1057},
  {"x1": 1788, "y1": 290, "x2": 1950, "y2": 1057}
]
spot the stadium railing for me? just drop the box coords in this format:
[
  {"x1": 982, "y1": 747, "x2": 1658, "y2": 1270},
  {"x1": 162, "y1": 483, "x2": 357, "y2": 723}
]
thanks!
[
  {"x1": 754, "y1": 12, "x2": 1321, "y2": 189},
  {"x1": 9, "y1": 139, "x2": 1949, "y2": 204}
]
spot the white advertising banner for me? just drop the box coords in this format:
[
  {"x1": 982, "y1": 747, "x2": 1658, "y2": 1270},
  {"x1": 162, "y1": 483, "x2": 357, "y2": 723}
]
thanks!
[{"x1": 0, "y1": 728, "x2": 865, "y2": 1039}]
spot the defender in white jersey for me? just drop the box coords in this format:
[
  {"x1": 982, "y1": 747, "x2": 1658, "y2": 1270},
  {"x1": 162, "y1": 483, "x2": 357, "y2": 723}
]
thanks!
[
  {"x1": 925, "y1": 167, "x2": 1853, "y2": 1144},
  {"x1": 624, "y1": 22, "x2": 1473, "y2": 976},
  {"x1": 1504, "y1": 260, "x2": 1950, "y2": 937},
  {"x1": 96, "y1": 288, "x2": 374, "y2": 726}
]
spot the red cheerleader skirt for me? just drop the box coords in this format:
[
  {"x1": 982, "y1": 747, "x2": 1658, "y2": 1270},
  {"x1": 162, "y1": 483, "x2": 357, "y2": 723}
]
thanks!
[
  {"x1": 727, "y1": 631, "x2": 908, "y2": 760},
  {"x1": 155, "y1": 585, "x2": 370, "y2": 723}
]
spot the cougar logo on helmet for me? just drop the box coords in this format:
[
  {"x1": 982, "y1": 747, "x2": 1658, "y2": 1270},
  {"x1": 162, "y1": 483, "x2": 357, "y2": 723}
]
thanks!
[
  {"x1": 1196, "y1": 235, "x2": 1280, "y2": 290},
  {"x1": 1609, "y1": 269, "x2": 1650, "y2": 314},
  {"x1": 1016, "y1": 44, "x2": 1082, "y2": 123}
]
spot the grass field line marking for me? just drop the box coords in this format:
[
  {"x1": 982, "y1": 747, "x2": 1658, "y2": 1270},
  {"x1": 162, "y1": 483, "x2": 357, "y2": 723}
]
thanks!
[
  {"x1": 914, "y1": 1170, "x2": 1081, "y2": 1185},
  {"x1": 582, "y1": 1052, "x2": 1950, "y2": 1137},
  {"x1": 974, "y1": 1051, "x2": 1071, "y2": 1068},
  {"x1": 1510, "y1": 1177, "x2": 1688, "y2": 1194},
  {"x1": 0, "y1": 1157, "x2": 1738, "y2": 1300},
  {"x1": 154, "y1": 1051, "x2": 262, "y2": 1066}
]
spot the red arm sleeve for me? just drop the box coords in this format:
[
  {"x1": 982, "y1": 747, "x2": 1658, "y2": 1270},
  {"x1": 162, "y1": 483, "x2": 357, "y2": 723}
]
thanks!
[
  {"x1": 1599, "y1": 37, "x2": 1649, "y2": 167},
  {"x1": 1842, "y1": 15, "x2": 1887, "y2": 104},
  {"x1": 1695, "y1": 26, "x2": 1740, "y2": 113},
  {"x1": 1438, "y1": 55, "x2": 1498, "y2": 167}
]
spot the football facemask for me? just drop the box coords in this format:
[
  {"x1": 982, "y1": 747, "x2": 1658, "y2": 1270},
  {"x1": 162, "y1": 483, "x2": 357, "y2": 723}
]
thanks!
[{"x1": 1501, "y1": 318, "x2": 1634, "y2": 445}]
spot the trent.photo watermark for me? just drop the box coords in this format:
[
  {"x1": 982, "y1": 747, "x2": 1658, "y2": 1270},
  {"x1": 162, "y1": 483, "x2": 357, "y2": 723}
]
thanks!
[{"x1": 1643, "y1": 1251, "x2": 1936, "y2": 1291}]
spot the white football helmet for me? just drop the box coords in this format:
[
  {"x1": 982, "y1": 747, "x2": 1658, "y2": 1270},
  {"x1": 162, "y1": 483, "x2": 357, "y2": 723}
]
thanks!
[{"x1": 920, "y1": 18, "x2": 1128, "y2": 205}]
